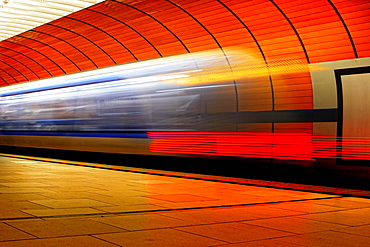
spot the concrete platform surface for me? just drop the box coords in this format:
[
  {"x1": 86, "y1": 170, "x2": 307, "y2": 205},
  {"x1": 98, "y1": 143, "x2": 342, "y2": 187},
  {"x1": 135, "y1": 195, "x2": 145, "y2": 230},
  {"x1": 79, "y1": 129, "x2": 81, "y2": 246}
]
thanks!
[{"x1": 1, "y1": 155, "x2": 370, "y2": 246}]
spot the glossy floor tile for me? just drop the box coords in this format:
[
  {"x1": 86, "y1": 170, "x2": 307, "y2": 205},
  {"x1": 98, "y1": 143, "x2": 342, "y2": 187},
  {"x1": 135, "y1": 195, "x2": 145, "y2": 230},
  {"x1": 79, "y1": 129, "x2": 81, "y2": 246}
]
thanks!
[
  {"x1": 241, "y1": 215, "x2": 348, "y2": 234},
  {"x1": 94, "y1": 228, "x2": 227, "y2": 247},
  {"x1": 7, "y1": 218, "x2": 125, "y2": 238},
  {"x1": 0, "y1": 235, "x2": 119, "y2": 247},
  {"x1": 271, "y1": 231, "x2": 370, "y2": 247},
  {"x1": 176, "y1": 222, "x2": 295, "y2": 243},
  {"x1": 1, "y1": 155, "x2": 370, "y2": 246},
  {"x1": 0, "y1": 223, "x2": 35, "y2": 242}
]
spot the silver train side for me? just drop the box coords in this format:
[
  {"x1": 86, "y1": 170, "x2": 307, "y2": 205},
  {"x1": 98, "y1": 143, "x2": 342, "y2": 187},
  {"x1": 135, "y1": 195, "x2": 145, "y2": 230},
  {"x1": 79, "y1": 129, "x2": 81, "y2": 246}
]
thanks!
[{"x1": 1, "y1": 49, "x2": 370, "y2": 179}]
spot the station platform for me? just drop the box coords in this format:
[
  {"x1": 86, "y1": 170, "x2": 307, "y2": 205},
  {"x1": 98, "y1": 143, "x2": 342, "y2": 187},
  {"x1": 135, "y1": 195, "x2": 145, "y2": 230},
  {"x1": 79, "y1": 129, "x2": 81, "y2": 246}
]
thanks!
[{"x1": 1, "y1": 155, "x2": 370, "y2": 246}]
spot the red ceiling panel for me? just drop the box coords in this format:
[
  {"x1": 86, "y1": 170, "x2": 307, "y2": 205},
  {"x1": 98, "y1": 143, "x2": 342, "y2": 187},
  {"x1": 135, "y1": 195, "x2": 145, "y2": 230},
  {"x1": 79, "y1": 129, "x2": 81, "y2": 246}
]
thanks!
[
  {"x1": 51, "y1": 18, "x2": 118, "y2": 68},
  {"x1": 0, "y1": 58, "x2": 28, "y2": 82},
  {"x1": 34, "y1": 25, "x2": 100, "y2": 71},
  {"x1": 0, "y1": 49, "x2": 41, "y2": 82},
  {"x1": 274, "y1": 0, "x2": 356, "y2": 63},
  {"x1": 1, "y1": 40, "x2": 55, "y2": 79},
  {"x1": 332, "y1": 0, "x2": 370, "y2": 58}
]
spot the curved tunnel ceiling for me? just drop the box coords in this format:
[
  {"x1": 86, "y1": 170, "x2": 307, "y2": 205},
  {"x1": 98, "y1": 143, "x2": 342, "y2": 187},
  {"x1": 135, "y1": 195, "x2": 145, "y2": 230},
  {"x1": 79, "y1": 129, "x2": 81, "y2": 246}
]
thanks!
[
  {"x1": 0, "y1": 0, "x2": 369, "y2": 112},
  {"x1": 0, "y1": 0, "x2": 106, "y2": 42}
]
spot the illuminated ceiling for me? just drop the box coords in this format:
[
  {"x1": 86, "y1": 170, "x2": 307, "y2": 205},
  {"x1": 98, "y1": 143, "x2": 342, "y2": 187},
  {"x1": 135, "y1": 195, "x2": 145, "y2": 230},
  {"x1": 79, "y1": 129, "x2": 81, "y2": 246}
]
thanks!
[{"x1": 0, "y1": 0, "x2": 105, "y2": 41}]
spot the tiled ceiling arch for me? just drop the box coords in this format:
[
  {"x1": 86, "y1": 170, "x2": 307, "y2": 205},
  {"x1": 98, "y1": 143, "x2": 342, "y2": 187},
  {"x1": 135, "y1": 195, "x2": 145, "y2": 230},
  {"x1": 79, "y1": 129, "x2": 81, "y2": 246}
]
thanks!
[{"x1": 0, "y1": 0, "x2": 369, "y2": 112}]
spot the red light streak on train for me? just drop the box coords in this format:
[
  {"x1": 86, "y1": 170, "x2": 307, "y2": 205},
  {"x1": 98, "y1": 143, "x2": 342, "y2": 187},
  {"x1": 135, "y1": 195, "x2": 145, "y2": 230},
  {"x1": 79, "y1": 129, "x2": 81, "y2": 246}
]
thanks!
[{"x1": 148, "y1": 133, "x2": 370, "y2": 161}]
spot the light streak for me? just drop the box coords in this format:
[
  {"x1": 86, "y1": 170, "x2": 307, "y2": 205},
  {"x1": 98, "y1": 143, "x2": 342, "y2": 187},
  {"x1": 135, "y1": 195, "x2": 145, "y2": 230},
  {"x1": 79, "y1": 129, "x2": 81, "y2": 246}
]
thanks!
[{"x1": 149, "y1": 132, "x2": 370, "y2": 161}]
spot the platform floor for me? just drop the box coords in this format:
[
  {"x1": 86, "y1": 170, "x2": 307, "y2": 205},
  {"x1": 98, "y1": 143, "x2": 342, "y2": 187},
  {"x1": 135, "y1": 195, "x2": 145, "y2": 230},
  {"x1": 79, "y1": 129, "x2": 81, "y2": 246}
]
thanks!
[{"x1": 1, "y1": 155, "x2": 370, "y2": 246}]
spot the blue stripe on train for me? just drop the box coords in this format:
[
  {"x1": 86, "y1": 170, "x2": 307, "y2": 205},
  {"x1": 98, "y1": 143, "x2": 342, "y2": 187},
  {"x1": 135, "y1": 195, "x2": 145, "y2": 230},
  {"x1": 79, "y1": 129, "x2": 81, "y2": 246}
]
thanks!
[{"x1": 0, "y1": 132, "x2": 148, "y2": 138}]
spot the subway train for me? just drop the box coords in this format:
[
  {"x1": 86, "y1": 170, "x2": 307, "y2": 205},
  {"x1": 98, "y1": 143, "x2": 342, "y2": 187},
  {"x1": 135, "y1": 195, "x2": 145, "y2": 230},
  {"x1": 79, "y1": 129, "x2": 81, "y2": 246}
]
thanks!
[{"x1": 1, "y1": 48, "x2": 370, "y2": 179}]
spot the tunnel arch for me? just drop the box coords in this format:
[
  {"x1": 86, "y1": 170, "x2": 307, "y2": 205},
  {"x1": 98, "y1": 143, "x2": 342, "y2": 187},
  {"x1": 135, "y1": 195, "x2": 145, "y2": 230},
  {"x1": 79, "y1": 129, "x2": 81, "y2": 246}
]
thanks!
[{"x1": 0, "y1": 0, "x2": 368, "y2": 112}]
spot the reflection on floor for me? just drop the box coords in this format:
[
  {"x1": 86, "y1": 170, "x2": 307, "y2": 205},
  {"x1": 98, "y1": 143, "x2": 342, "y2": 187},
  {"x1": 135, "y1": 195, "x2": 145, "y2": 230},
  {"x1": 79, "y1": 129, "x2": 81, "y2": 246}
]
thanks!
[{"x1": 1, "y1": 155, "x2": 370, "y2": 246}]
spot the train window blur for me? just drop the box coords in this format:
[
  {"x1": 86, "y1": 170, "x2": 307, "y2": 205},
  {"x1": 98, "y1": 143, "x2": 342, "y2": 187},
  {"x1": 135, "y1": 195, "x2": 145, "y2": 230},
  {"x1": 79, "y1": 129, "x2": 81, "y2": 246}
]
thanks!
[
  {"x1": 0, "y1": 49, "x2": 233, "y2": 132},
  {"x1": 0, "y1": 76, "x2": 204, "y2": 132},
  {"x1": 0, "y1": 48, "x2": 323, "y2": 133}
]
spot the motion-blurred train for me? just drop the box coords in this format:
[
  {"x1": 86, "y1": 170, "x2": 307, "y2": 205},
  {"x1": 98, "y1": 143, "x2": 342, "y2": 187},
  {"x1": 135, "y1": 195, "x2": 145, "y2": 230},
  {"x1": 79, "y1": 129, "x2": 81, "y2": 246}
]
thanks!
[{"x1": 1, "y1": 48, "x2": 370, "y2": 179}]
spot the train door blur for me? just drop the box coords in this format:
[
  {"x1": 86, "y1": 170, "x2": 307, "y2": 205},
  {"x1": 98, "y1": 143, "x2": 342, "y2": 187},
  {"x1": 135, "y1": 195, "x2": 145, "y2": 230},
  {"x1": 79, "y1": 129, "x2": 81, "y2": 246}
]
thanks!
[
  {"x1": 339, "y1": 70, "x2": 370, "y2": 160},
  {"x1": 342, "y1": 73, "x2": 370, "y2": 137}
]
